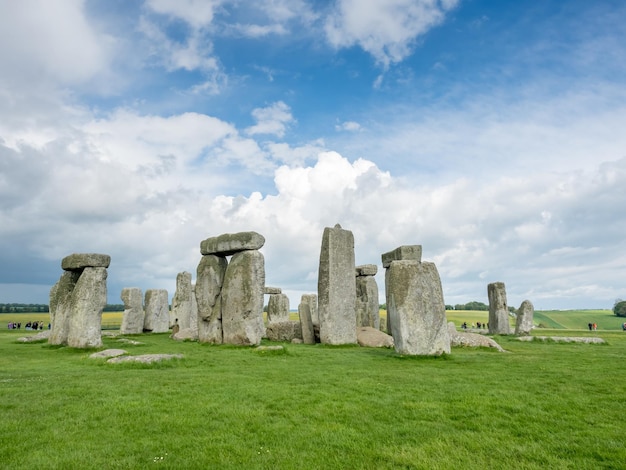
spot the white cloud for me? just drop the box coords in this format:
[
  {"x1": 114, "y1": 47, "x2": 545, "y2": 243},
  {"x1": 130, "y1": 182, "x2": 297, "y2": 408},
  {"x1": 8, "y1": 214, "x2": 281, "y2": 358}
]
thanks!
[
  {"x1": 335, "y1": 121, "x2": 362, "y2": 132},
  {"x1": 246, "y1": 101, "x2": 295, "y2": 138},
  {"x1": 145, "y1": 0, "x2": 223, "y2": 30},
  {"x1": 325, "y1": 0, "x2": 458, "y2": 67}
]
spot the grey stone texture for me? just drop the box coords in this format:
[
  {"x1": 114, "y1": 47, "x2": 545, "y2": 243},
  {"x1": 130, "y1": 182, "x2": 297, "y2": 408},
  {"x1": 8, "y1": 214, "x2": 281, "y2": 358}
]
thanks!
[
  {"x1": 355, "y1": 264, "x2": 378, "y2": 276},
  {"x1": 447, "y1": 322, "x2": 506, "y2": 352},
  {"x1": 318, "y1": 224, "x2": 357, "y2": 345},
  {"x1": 221, "y1": 250, "x2": 266, "y2": 346},
  {"x1": 356, "y1": 326, "x2": 393, "y2": 348},
  {"x1": 143, "y1": 289, "x2": 170, "y2": 333},
  {"x1": 355, "y1": 267, "x2": 380, "y2": 329},
  {"x1": 172, "y1": 272, "x2": 196, "y2": 338},
  {"x1": 265, "y1": 320, "x2": 302, "y2": 342},
  {"x1": 196, "y1": 254, "x2": 227, "y2": 344},
  {"x1": 385, "y1": 259, "x2": 450, "y2": 356},
  {"x1": 264, "y1": 286, "x2": 282, "y2": 294},
  {"x1": 120, "y1": 287, "x2": 144, "y2": 335},
  {"x1": 298, "y1": 295, "x2": 316, "y2": 344},
  {"x1": 49, "y1": 254, "x2": 109, "y2": 348},
  {"x1": 267, "y1": 293, "x2": 290, "y2": 323},
  {"x1": 488, "y1": 282, "x2": 511, "y2": 334},
  {"x1": 301, "y1": 293, "x2": 318, "y2": 326},
  {"x1": 381, "y1": 245, "x2": 422, "y2": 269},
  {"x1": 515, "y1": 300, "x2": 535, "y2": 335},
  {"x1": 200, "y1": 231, "x2": 265, "y2": 256},
  {"x1": 61, "y1": 253, "x2": 111, "y2": 271}
]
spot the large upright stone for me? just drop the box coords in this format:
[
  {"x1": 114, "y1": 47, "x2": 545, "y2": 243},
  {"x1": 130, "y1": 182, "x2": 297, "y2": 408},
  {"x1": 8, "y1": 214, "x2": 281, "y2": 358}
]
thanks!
[
  {"x1": 298, "y1": 295, "x2": 316, "y2": 344},
  {"x1": 49, "y1": 270, "x2": 80, "y2": 345},
  {"x1": 200, "y1": 231, "x2": 265, "y2": 256},
  {"x1": 120, "y1": 287, "x2": 144, "y2": 334},
  {"x1": 515, "y1": 300, "x2": 534, "y2": 335},
  {"x1": 221, "y1": 250, "x2": 266, "y2": 346},
  {"x1": 488, "y1": 282, "x2": 511, "y2": 334},
  {"x1": 144, "y1": 289, "x2": 170, "y2": 333},
  {"x1": 318, "y1": 224, "x2": 357, "y2": 345},
  {"x1": 172, "y1": 272, "x2": 194, "y2": 332},
  {"x1": 67, "y1": 267, "x2": 107, "y2": 348},
  {"x1": 385, "y1": 260, "x2": 450, "y2": 356},
  {"x1": 196, "y1": 254, "x2": 227, "y2": 344},
  {"x1": 301, "y1": 294, "x2": 318, "y2": 326},
  {"x1": 267, "y1": 293, "x2": 290, "y2": 323},
  {"x1": 355, "y1": 264, "x2": 380, "y2": 329}
]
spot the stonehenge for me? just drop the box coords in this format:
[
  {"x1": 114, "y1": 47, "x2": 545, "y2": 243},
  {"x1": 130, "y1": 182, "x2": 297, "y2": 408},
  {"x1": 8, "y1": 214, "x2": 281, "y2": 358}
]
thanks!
[
  {"x1": 49, "y1": 253, "x2": 109, "y2": 348},
  {"x1": 317, "y1": 224, "x2": 357, "y2": 345},
  {"x1": 171, "y1": 271, "x2": 198, "y2": 337},
  {"x1": 355, "y1": 264, "x2": 380, "y2": 329},
  {"x1": 383, "y1": 245, "x2": 450, "y2": 356},
  {"x1": 515, "y1": 300, "x2": 534, "y2": 335},
  {"x1": 196, "y1": 231, "x2": 266, "y2": 346},
  {"x1": 488, "y1": 282, "x2": 511, "y2": 335},
  {"x1": 120, "y1": 287, "x2": 144, "y2": 334}
]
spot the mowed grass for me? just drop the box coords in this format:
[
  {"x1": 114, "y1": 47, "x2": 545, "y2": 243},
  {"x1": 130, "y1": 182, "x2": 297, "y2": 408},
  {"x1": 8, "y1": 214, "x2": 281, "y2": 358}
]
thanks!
[{"x1": 1, "y1": 327, "x2": 626, "y2": 469}]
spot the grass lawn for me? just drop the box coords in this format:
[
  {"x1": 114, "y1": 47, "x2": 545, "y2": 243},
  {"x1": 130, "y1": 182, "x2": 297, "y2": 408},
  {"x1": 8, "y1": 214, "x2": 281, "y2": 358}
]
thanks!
[{"x1": 1, "y1": 326, "x2": 625, "y2": 469}]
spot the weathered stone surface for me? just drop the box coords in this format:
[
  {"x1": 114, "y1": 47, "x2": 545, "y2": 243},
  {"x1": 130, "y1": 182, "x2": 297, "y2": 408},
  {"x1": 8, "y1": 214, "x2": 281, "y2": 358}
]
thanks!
[
  {"x1": 172, "y1": 272, "x2": 195, "y2": 333},
  {"x1": 298, "y1": 296, "x2": 316, "y2": 344},
  {"x1": 90, "y1": 349, "x2": 127, "y2": 359},
  {"x1": 381, "y1": 245, "x2": 422, "y2": 269},
  {"x1": 196, "y1": 254, "x2": 227, "y2": 344},
  {"x1": 200, "y1": 231, "x2": 265, "y2": 256},
  {"x1": 267, "y1": 293, "x2": 290, "y2": 323},
  {"x1": 318, "y1": 224, "x2": 357, "y2": 345},
  {"x1": 447, "y1": 322, "x2": 506, "y2": 352},
  {"x1": 301, "y1": 293, "x2": 318, "y2": 326},
  {"x1": 256, "y1": 345, "x2": 284, "y2": 351},
  {"x1": 356, "y1": 275, "x2": 380, "y2": 329},
  {"x1": 264, "y1": 286, "x2": 282, "y2": 294},
  {"x1": 49, "y1": 270, "x2": 80, "y2": 345},
  {"x1": 107, "y1": 353, "x2": 183, "y2": 364},
  {"x1": 265, "y1": 320, "x2": 302, "y2": 342},
  {"x1": 172, "y1": 328, "x2": 197, "y2": 341},
  {"x1": 357, "y1": 327, "x2": 393, "y2": 348},
  {"x1": 61, "y1": 253, "x2": 111, "y2": 271},
  {"x1": 221, "y1": 250, "x2": 266, "y2": 346},
  {"x1": 515, "y1": 300, "x2": 534, "y2": 335},
  {"x1": 120, "y1": 287, "x2": 144, "y2": 335},
  {"x1": 356, "y1": 264, "x2": 378, "y2": 276},
  {"x1": 67, "y1": 267, "x2": 107, "y2": 348},
  {"x1": 143, "y1": 289, "x2": 169, "y2": 333},
  {"x1": 17, "y1": 330, "x2": 51, "y2": 343},
  {"x1": 386, "y1": 260, "x2": 450, "y2": 356},
  {"x1": 516, "y1": 336, "x2": 605, "y2": 344},
  {"x1": 488, "y1": 282, "x2": 511, "y2": 334}
]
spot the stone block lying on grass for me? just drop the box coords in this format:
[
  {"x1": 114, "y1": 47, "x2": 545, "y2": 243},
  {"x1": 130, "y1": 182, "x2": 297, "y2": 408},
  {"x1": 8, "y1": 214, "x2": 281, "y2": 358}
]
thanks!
[
  {"x1": 90, "y1": 349, "x2": 127, "y2": 359},
  {"x1": 107, "y1": 354, "x2": 184, "y2": 364},
  {"x1": 357, "y1": 327, "x2": 393, "y2": 348},
  {"x1": 448, "y1": 322, "x2": 507, "y2": 352},
  {"x1": 516, "y1": 336, "x2": 605, "y2": 344},
  {"x1": 265, "y1": 321, "x2": 302, "y2": 342},
  {"x1": 17, "y1": 330, "x2": 51, "y2": 343}
]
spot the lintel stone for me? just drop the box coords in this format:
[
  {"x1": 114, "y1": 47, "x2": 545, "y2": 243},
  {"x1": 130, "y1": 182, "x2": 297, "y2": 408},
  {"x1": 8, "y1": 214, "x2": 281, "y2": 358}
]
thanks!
[
  {"x1": 356, "y1": 264, "x2": 378, "y2": 276},
  {"x1": 264, "y1": 286, "x2": 282, "y2": 294},
  {"x1": 200, "y1": 231, "x2": 265, "y2": 256},
  {"x1": 381, "y1": 245, "x2": 422, "y2": 268},
  {"x1": 62, "y1": 253, "x2": 111, "y2": 271}
]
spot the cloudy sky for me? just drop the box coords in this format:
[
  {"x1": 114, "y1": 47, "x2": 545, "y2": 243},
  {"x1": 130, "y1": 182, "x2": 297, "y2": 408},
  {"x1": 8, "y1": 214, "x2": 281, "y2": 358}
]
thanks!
[{"x1": 1, "y1": 0, "x2": 625, "y2": 310}]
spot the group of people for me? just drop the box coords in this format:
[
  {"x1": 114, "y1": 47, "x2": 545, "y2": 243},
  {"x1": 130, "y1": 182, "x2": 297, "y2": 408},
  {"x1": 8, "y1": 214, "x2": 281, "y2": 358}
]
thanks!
[
  {"x1": 7, "y1": 321, "x2": 49, "y2": 330},
  {"x1": 461, "y1": 322, "x2": 488, "y2": 330},
  {"x1": 587, "y1": 323, "x2": 598, "y2": 331}
]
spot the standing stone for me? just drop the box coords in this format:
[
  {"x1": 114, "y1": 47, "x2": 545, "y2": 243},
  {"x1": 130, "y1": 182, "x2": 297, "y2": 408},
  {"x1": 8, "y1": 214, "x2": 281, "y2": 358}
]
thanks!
[
  {"x1": 190, "y1": 283, "x2": 198, "y2": 337},
  {"x1": 172, "y1": 272, "x2": 194, "y2": 331},
  {"x1": 318, "y1": 224, "x2": 357, "y2": 345},
  {"x1": 298, "y1": 295, "x2": 316, "y2": 344},
  {"x1": 67, "y1": 267, "x2": 107, "y2": 348},
  {"x1": 49, "y1": 271, "x2": 80, "y2": 345},
  {"x1": 355, "y1": 264, "x2": 380, "y2": 329},
  {"x1": 196, "y1": 255, "x2": 227, "y2": 344},
  {"x1": 49, "y1": 253, "x2": 109, "y2": 348},
  {"x1": 515, "y1": 300, "x2": 534, "y2": 335},
  {"x1": 267, "y1": 293, "x2": 290, "y2": 323},
  {"x1": 488, "y1": 282, "x2": 511, "y2": 334},
  {"x1": 385, "y1": 259, "x2": 450, "y2": 356},
  {"x1": 120, "y1": 287, "x2": 144, "y2": 335},
  {"x1": 301, "y1": 294, "x2": 319, "y2": 326},
  {"x1": 221, "y1": 250, "x2": 265, "y2": 346},
  {"x1": 144, "y1": 289, "x2": 170, "y2": 333}
]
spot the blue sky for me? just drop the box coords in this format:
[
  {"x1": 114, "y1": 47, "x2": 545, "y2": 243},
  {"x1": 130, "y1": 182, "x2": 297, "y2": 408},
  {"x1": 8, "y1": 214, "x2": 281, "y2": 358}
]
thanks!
[{"x1": 1, "y1": 0, "x2": 626, "y2": 310}]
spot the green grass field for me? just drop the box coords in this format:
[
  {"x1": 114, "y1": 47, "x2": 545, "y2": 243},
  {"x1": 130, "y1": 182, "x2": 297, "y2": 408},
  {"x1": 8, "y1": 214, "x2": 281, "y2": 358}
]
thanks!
[{"x1": 2, "y1": 314, "x2": 626, "y2": 469}]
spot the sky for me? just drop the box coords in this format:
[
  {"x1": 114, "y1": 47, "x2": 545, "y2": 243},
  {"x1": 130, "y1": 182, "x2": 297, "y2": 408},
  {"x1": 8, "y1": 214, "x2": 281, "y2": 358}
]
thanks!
[{"x1": 1, "y1": 0, "x2": 626, "y2": 311}]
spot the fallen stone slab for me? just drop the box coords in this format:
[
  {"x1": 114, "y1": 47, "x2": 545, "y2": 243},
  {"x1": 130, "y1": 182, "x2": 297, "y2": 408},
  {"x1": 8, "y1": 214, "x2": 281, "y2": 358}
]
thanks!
[
  {"x1": 61, "y1": 253, "x2": 111, "y2": 271},
  {"x1": 107, "y1": 353, "x2": 184, "y2": 364},
  {"x1": 516, "y1": 336, "x2": 605, "y2": 344},
  {"x1": 448, "y1": 323, "x2": 507, "y2": 352},
  {"x1": 357, "y1": 327, "x2": 393, "y2": 348},
  {"x1": 90, "y1": 349, "x2": 127, "y2": 359},
  {"x1": 256, "y1": 345, "x2": 284, "y2": 351},
  {"x1": 17, "y1": 330, "x2": 51, "y2": 343},
  {"x1": 117, "y1": 338, "x2": 144, "y2": 345}
]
